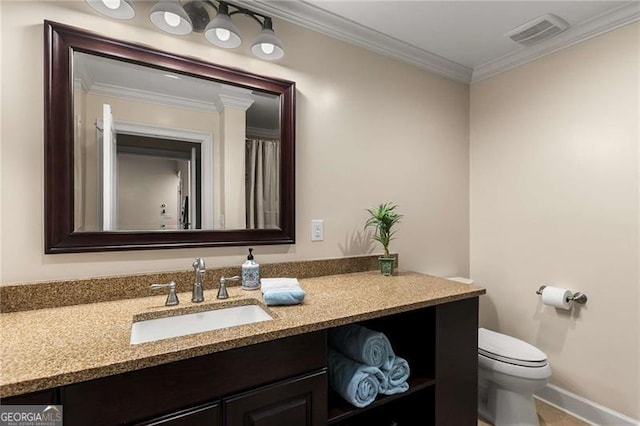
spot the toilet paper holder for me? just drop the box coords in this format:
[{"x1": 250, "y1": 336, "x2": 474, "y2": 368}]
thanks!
[{"x1": 536, "y1": 285, "x2": 588, "y2": 304}]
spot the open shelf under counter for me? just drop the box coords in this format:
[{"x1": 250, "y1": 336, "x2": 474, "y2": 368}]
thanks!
[{"x1": 327, "y1": 375, "x2": 436, "y2": 425}]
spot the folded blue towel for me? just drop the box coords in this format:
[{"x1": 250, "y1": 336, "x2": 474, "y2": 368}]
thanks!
[
  {"x1": 328, "y1": 349, "x2": 387, "y2": 408},
  {"x1": 379, "y1": 356, "x2": 410, "y2": 395},
  {"x1": 262, "y1": 287, "x2": 306, "y2": 306},
  {"x1": 328, "y1": 324, "x2": 395, "y2": 369}
]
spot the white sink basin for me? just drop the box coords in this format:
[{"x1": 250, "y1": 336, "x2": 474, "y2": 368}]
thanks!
[{"x1": 130, "y1": 303, "x2": 273, "y2": 345}]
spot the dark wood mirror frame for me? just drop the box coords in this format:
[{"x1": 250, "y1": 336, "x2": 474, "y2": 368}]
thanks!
[{"x1": 44, "y1": 21, "x2": 295, "y2": 253}]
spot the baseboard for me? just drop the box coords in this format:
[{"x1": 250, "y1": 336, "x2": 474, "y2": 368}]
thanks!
[{"x1": 535, "y1": 384, "x2": 640, "y2": 426}]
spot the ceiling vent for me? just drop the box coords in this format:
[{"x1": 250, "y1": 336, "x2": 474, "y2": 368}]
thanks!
[{"x1": 506, "y1": 14, "x2": 569, "y2": 46}]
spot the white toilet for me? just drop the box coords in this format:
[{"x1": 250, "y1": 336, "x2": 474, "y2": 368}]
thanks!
[{"x1": 447, "y1": 277, "x2": 552, "y2": 426}]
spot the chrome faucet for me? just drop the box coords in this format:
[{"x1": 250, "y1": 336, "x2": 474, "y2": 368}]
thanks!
[{"x1": 192, "y1": 257, "x2": 206, "y2": 303}]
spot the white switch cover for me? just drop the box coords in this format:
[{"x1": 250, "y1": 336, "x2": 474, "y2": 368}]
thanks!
[{"x1": 311, "y1": 219, "x2": 324, "y2": 241}]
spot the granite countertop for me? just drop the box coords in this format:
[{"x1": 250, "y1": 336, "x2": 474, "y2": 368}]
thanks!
[{"x1": 0, "y1": 271, "x2": 485, "y2": 398}]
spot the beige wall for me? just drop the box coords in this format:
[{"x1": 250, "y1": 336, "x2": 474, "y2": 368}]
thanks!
[
  {"x1": 470, "y1": 23, "x2": 639, "y2": 418},
  {"x1": 73, "y1": 81, "x2": 87, "y2": 230},
  {"x1": 0, "y1": 1, "x2": 469, "y2": 283}
]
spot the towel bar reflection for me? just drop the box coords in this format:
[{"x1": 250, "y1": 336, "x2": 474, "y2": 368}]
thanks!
[{"x1": 536, "y1": 285, "x2": 588, "y2": 304}]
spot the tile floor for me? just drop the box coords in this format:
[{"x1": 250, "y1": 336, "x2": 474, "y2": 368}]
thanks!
[{"x1": 478, "y1": 399, "x2": 589, "y2": 426}]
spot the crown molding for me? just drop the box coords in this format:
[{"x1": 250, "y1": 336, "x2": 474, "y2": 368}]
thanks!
[
  {"x1": 471, "y1": 2, "x2": 640, "y2": 83},
  {"x1": 232, "y1": 0, "x2": 473, "y2": 83},
  {"x1": 215, "y1": 93, "x2": 255, "y2": 112},
  {"x1": 233, "y1": 0, "x2": 639, "y2": 85},
  {"x1": 88, "y1": 83, "x2": 218, "y2": 112}
]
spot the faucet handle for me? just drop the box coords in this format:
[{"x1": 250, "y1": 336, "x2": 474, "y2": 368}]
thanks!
[
  {"x1": 150, "y1": 281, "x2": 179, "y2": 306},
  {"x1": 217, "y1": 276, "x2": 239, "y2": 299}
]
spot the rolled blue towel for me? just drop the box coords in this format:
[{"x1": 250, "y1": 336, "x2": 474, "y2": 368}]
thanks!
[
  {"x1": 328, "y1": 324, "x2": 394, "y2": 369},
  {"x1": 379, "y1": 356, "x2": 410, "y2": 395},
  {"x1": 328, "y1": 349, "x2": 387, "y2": 408},
  {"x1": 263, "y1": 287, "x2": 305, "y2": 306}
]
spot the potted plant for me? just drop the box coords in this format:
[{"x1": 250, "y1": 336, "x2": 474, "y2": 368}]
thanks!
[{"x1": 365, "y1": 202, "x2": 403, "y2": 275}]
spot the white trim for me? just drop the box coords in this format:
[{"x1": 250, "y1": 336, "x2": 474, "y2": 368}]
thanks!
[
  {"x1": 101, "y1": 104, "x2": 116, "y2": 231},
  {"x1": 536, "y1": 384, "x2": 640, "y2": 426},
  {"x1": 113, "y1": 121, "x2": 215, "y2": 230},
  {"x1": 472, "y1": 2, "x2": 640, "y2": 83},
  {"x1": 233, "y1": 0, "x2": 472, "y2": 83},
  {"x1": 235, "y1": 0, "x2": 639, "y2": 84},
  {"x1": 190, "y1": 148, "x2": 197, "y2": 230},
  {"x1": 215, "y1": 93, "x2": 255, "y2": 112},
  {"x1": 89, "y1": 83, "x2": 218, "y2": 113}
]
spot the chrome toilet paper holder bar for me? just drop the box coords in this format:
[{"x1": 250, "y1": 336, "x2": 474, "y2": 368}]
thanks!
[{"x1": 536, "y1": 285, "x2": 588, "y2": 304}]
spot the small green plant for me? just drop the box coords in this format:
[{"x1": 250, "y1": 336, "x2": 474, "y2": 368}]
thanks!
[{"x1": 365, "y1": 202, "x2": 403, "y2": 258}]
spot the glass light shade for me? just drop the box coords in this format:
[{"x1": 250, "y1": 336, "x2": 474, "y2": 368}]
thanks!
[
  {"x1": 204, "y1": 13, "x2": 241, "y2": 48},
  {"x1": 150, "y1": 0, "x2": 193, "y2": 35},
  {"x1": 85, "y1": 0, "x2": 135, "y2": 20},
  {"x1": 251, "y1": 28, "x2": 284, "y2": 60}
]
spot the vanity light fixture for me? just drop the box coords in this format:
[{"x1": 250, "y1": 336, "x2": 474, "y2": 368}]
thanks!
[
  {"x1": 85, "y1": 0, "x2": 135, "y2": 20},
  {"x1": 250, "y1": 17, "x2": 284, "y2": 60},
  {"x1": 85, "y1": 0, "x2": 284, "y2": 60},
  {"x1": 204, "y1": 2, "x2": 242, "y2": 48},
  {"x1": 150, "y1": 0, "x2": 193, "y2": 35}
]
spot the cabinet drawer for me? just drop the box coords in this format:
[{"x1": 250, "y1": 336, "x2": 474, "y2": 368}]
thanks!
[{"x1": 224, "y1": 370, "x2": 327, "y2": 426}]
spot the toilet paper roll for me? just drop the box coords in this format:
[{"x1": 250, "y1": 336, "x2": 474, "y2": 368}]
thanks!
[{"x1": 541, "y1": 286, "x2": 573, "y2": 310}]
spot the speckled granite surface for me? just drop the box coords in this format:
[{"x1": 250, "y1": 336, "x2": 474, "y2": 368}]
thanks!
[
  {"x1": 0, "y1": 255, "x2": 390, "y2": 313},
  {"x1": 0, "y1": 270, "x2": 483, "y2": 398}
]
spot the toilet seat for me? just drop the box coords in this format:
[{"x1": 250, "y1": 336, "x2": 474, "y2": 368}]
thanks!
[{"x1": 479, "y1": 328, "x2": 548, "y2": 368}]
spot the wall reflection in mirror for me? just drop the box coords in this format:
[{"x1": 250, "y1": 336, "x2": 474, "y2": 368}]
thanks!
[{"x1": 73, "y1": 52, "x2": 281, "y2": 232}]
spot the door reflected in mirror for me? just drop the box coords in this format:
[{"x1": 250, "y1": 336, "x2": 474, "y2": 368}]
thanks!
[{"x1": 73, "y1": 52, "x2": 281, "y2": 232}]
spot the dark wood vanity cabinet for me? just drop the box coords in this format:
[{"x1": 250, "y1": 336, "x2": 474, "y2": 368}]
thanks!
[
  {"x1": 134, "y1": 370, "x2": 327, "y2": 426},
  {"x1": 2, "y1": 297, "x2": 478, "y2": 426},
  {"x1": 61, "y1": 331, "x2": 327, "y2": 426}
]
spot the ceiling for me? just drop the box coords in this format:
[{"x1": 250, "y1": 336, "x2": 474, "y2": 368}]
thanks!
[{"x1": 234, "y1": 0, "x2": 640, "y2": 83}]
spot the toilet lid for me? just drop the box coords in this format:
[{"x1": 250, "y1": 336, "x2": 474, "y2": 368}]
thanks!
[{"x1": 478, "y1": 328, "x2": 548, "y2": 368}]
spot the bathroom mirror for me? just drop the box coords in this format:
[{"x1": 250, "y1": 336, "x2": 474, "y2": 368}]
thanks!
[{"x1": 45, "y1": 21, "x2": 295, "y2": 253}]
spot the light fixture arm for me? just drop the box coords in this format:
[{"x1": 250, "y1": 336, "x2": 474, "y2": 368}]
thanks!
[
  {"x1": 193, "y1": 1, "x2": 272, "y2": 31},
  {"x1": 223, "y1": 2, "x2": 270, "y2": 28},
  {"x1": 196, "y1": 0, "x2": 269, "y2": 27}
]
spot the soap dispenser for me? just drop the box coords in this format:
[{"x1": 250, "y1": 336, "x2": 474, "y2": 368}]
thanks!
[{"x1": 241, "y1": 248, "x2": 260, "y2": 291}]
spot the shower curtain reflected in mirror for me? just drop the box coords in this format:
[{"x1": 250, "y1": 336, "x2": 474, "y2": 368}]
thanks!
[{"x1": 246, "y1": 139, "x2": 280, "y2": 229}]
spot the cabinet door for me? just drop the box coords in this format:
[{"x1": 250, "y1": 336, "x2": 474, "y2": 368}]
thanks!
[
  {"x1": 224, "y1": 370, "x2": 327, "y2": 426},
  {"x1": 135, "y1": 402, "x2": 220, "y2": 426}
]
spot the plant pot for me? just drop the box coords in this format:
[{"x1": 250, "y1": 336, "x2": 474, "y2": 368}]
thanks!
[{"x1": 378, "y1": 256, "x2": 395, "y2": 276}]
